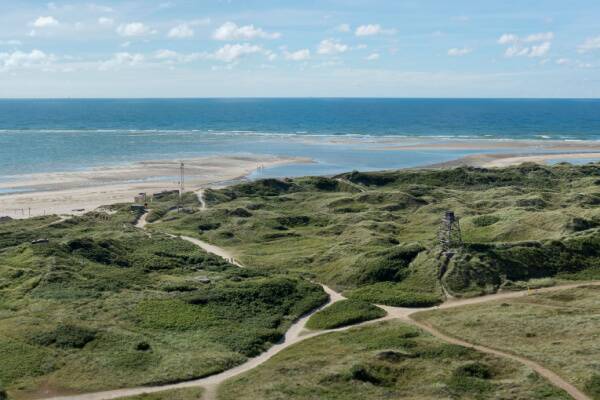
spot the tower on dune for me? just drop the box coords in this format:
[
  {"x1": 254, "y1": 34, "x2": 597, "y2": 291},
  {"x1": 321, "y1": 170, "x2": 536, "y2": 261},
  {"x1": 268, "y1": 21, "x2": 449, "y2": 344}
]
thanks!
[{"x1": 438, "y1": 211, "x2": 463, "y2": 253}]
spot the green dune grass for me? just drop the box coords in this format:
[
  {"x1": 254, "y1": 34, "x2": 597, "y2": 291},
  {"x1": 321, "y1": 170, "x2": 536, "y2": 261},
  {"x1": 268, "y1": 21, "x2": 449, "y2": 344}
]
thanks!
[{"x1": 306, "y1": 300, "x2": 386, "y2": 330}]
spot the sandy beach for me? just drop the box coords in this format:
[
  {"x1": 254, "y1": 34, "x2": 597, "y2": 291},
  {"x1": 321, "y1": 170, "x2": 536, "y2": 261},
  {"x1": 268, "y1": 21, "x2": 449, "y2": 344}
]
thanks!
[
  {"x1": 1, "y1": 139, "x2": 599, "y2": 220},
  {"x1": 0, "y1": 155, "x2": 310, "y2": 219},
  {"x1": 426, "y1": 151, "x2": 600, "y2": 169}
]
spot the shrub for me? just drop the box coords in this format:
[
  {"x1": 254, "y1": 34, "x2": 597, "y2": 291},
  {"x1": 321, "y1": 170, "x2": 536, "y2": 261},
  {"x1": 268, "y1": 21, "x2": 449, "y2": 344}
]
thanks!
[
  {"x1": 471, "y1": 215, "x2": 500, "y2": 227},
  {"x1": 345, "y1": 282, "x2": 442, "y2": 307},
  {"x1": 228, "y1": 208, "x2": 252, "y2": 218},
  {"x1": 0, "y1": 388, "x2": 7, "y2": 400},
  {"x1": 349, "y1": 363, "x2": 398, "y2": 387},
  {"x1": 33, "y1": 324, "x2": 97, "y2": 349},
  {"x1": 135, "y1": 342, "x2": 151, "y2": 352},
  {"x1": 585, "y1": 374, "x2": 600, "y2": 399},
  {"x1": 453, "y1": 362, "x2": 493, "y2": 379},
  {"x1": 306, "y1": 300, "x2": 386, "y2": 330},
  {"x1": 355, "y1": 245, "x2": 424, "y2": 285}
]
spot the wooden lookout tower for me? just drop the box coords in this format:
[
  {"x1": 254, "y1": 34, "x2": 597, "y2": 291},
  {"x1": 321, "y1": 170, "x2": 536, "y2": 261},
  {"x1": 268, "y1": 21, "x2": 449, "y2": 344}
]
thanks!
[{"x1": 438, "y1": 211, "x2": 463, "y2": 253}]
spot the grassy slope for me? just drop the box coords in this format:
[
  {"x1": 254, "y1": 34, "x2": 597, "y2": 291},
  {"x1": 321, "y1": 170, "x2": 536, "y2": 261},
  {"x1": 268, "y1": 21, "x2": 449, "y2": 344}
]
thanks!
[
  {"x1": 306, "y1": 300, "x2": 386, "y2": 330},
  {"x1": 156, "y1": 163, "x2": 600, "y2": 303},
  {"x1": 0, "y1": 202, "x2": 327, "y2": 398},
  {"x1": 415, "y1": 285, "x2": 600, "y2": 399},
  {"x1": 218, "y1": 320, "x2": 570, "y2": 400}
]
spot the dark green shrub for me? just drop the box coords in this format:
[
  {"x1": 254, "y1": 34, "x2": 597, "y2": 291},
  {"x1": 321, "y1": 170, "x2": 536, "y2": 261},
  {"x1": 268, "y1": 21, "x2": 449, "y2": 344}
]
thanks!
[
  {"x1": 585, "y1": 374, "x2": 600, "y2": 399},
  {"x1": 276, "y1": 215, "x2": 310, "y2": 227},
  {"x1": 33, "y1": 324, "x2": 97, "y2": 348},
  {"x1": 454, "y1": 362, "x2": 493, "y2": 379},
  {"x1": 356, "y1": 245, "x2": 424, "y2": 284},
  {"x1": 228, "y1": 208, "x2": 252, "y2": 218},
  {"x1": 198, "y1": 222, "x2": 221, "y2": 231},
  {"x1": 349, "y1": 363, "x2": 397, "y2": 387},
  {"x1": 135, "y1": 341, "x2": 151, "y2": 351},
  {"x1": 0, "y1": 388, "x2": 7, "y2": 400}
]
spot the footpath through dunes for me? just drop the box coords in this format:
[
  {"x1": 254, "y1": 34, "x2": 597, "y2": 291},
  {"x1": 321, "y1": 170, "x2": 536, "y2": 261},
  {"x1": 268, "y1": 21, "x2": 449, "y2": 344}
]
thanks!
[{"x1": 43, "y1": 195, "x2": 598, "y2": 400}]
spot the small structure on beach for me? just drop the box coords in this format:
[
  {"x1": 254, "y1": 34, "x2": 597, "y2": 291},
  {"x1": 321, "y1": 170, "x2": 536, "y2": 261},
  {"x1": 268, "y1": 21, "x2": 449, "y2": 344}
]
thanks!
[
  {"x1": 438, "y1": 211, "x2": 463, "y2": 253},
  {"x1": 134, "y1": 193, "x2": 147, "y2": 204}
]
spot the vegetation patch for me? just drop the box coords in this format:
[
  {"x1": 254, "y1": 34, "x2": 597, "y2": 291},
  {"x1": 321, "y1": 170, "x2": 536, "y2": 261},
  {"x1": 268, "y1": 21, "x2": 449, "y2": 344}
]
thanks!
[
  {"x1": 306, "y1": 300, "x2": 386, "y2": 330},
  {"x1": 345, "y1": 282, "x2": 442, "y2": 307},
  {"x1": 218, "y1": 320, "x2": 570, "y2": 400}
]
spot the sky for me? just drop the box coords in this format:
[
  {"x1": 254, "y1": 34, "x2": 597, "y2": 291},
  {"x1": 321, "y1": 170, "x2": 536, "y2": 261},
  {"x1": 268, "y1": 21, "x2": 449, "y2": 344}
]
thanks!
[{"x1": 0, "y1": 0, "x2": 599, "y2": 98}]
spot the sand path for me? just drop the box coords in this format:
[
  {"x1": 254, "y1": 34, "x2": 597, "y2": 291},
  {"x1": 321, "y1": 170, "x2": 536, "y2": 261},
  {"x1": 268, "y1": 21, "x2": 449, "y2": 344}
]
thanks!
[
  {"x1": 335, "y1": 178, "x2": 366, "y2": 193},
  {"x1": 41, "y1": 196, "x2": 598, "y2": 400}
]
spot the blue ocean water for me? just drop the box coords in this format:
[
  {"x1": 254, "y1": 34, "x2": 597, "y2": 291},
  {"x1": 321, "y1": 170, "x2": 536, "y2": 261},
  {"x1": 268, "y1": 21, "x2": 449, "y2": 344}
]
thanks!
[{"x1": 1, "y1": 99, "x2": 599, "y2": 179}]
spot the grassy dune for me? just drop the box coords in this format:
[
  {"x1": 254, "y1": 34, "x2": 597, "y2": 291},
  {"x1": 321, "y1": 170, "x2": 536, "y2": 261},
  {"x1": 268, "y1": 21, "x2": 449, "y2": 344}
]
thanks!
[
  {"x1": 306, "y1": 300, "x2": 386, "y2": 330},
  {"x1": 218, "y1": 320, "x2": 570, "y2": 400},
  {"x1": 1, "y1": 163, "x2": 600, "y2": 398},
  {"x1": 0, "y1": 202, "x2": 327, "y2": 398},
  {"x1": 157, "y1": 163, "x2": 600, "y2": 302},
  {"x1": 416, "y1": 285, "x2": 600, "y2": 399}
]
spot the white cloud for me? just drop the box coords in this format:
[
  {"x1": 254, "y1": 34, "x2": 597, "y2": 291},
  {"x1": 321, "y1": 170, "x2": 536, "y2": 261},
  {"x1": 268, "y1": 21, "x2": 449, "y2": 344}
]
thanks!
[
  {"x1": 366, "y1": 53, "x2": 380, "y2": 61},
  {"x1": 153, "y1": 49, "x2": 204, "y2": 65},
  {"x1": 498, "y1": 34, "x2": 519, "y2": 45},
  {"x1": 498, "y1": 33, "x2": 553, "y2": 58},
  {"x1": 0, "y1": 49, "x2": 54, "y2": 71},
  {"x1": 284, "y1": 49, "x2": 310, "y2": 61},
  {"x1": 117, "y1": 22, "x2": 155, "y2": 37},
  {"x1": 356, "y1": 24, "x2": 381, "y2": 36},
  {"x1": 336, "y1": 24, "x2": 351, "y2": 33},
  {"x1": 317, "y1": 39, "x2": 349, "y2": 55},
  {"x1": 212, "y1": 43, "x2": 264, "y2": 62},
  {"x1": 556, "y1": 58, "x2": 570, "y2": 65},
  {"x1": 98, "y1": 17, "x2": 114, "y2": 27},
  {"x1": 505, "y1": 46, "x2": 529, "y2": 57},
  {"x1": 524, "y1": 32, "x2": 554, "y2": 42},
  {"x1": 577, "y1": 36, "x2": 600, "y2": 53},
  {"x1": 213, "y1": 22, "x2": 280, "y2": 41},
  {"x1": 529, "y1": 41, "x2": 551, "y2": 57},
  {"x1": 33, "y1": 16, "x2": 59, "y2": 28},
  {"x1": 155, "y1": 49, "x2": 179, "y2": 60},
  {"x1": 448, "y1": 47, "x2": 472, "y2": 56},
  {"x1": 504, "y1": 42, "x2": 551, "y2": 58},
  {"x1": 99, "y1": 52, "x2": 144, "y2": 70},
  {"x1": 355, "y1": 24, "x2": 396, "y2": 37},
  {"x1": 168, "y1": 24, "x2": 194, "y2": 39}
]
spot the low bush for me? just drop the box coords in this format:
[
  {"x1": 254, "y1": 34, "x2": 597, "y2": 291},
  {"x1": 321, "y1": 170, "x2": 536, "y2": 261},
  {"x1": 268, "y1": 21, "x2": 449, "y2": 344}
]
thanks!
[
  {"x1": 453, "y1": 362, "x2": 493, "y2": 379},
  {"x1": 349, "y1": 363, "x2": 398, "y2": 387},
  {"x1": 585, "y1": 374, "x2": 600, "y2": 399},
  {"x1": 471, "y1": 215, "x2": 500, "y2": 227},
  {"x1": 306, "y1": 300, "x2": 386, "y2": 330},
  {"x1": 345, "y1": 282, "x2": 442, "y2": 307},
  {"x1": 33, "y1": 324, "x2": 97, "y2": 349}
]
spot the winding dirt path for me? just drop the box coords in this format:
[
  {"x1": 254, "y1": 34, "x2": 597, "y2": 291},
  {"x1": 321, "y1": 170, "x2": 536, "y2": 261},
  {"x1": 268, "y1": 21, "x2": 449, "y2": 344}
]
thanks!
[
  {"x1": 41, "y1": 196, "x2": 599, "y2": 400},
  {"x1": 335, "y1": 178, "x2": 366, "y2": 193}
]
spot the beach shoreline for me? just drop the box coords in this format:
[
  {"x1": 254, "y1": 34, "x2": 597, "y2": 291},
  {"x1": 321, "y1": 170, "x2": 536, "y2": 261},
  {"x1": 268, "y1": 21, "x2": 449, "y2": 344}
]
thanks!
[
  {"x1": 0, "y1": 155, "x2": 311, "y2": 219},
  {"x1": 1, "y1": 139, "x2": 600, "y2": 219}
]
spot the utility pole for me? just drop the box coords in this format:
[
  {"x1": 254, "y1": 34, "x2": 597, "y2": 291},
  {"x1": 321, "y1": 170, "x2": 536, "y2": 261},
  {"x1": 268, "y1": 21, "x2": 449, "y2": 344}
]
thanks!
[{"x1": 179, "y1": 161, "x2": 185, "y2": 212}]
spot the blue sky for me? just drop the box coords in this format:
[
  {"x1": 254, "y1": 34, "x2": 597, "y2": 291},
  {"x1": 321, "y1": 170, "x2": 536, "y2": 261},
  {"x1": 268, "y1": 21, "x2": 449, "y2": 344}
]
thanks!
[{"x1": 0, "y1": 0, "x2": 599, "y2": 98}]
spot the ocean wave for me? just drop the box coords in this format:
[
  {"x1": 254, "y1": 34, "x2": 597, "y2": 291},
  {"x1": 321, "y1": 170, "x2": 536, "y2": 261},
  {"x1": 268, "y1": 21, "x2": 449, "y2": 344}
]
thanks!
[{"x1": 0, "y1": 128, "x2": 599, "y2": 142}]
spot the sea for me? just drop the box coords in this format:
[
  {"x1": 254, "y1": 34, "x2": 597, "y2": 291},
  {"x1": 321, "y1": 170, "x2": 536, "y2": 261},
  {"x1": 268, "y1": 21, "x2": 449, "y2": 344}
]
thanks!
[{"x1": 1, "y1": 98, "x2": 599, "y2": 183}]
